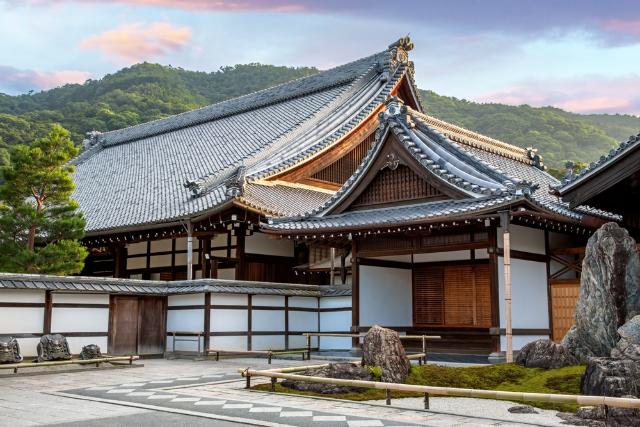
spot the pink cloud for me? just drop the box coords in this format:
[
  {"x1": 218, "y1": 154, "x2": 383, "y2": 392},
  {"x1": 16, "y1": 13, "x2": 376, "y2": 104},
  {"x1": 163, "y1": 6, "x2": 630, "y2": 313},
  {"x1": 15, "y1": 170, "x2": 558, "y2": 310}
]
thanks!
[
  {"x1": 80, "y1": 22, "x2": 192, "y2": 62},
  {"x1": 15, "y1": 0, "x2": 308, "y2": 12},
  {"x1": 0, "y1": 65, "x2": 91, "y2": 94},
  {"x1": 473, "y1": 75, "x2": 640, "y2": 115},
  {"x1": 601, "y1": 19, "x2": 640, "y2": 35}
]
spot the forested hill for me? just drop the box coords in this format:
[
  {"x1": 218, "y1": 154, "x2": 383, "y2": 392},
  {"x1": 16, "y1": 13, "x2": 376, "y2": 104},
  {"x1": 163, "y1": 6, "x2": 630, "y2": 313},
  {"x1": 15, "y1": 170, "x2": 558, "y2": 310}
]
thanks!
[{"x1": 1, "y1": 62, "x2": 639, "y2": 170}]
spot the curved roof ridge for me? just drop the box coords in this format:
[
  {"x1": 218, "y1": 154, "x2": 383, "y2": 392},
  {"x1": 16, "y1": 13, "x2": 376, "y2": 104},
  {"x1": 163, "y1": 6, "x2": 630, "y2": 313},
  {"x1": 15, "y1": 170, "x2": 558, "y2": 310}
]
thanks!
[
  {"x1": 86, "y1": 50, "x2": 389, "y2": 149},
  {"x1": 410, "y1": 110, "x2": 534, "y2": 164}
]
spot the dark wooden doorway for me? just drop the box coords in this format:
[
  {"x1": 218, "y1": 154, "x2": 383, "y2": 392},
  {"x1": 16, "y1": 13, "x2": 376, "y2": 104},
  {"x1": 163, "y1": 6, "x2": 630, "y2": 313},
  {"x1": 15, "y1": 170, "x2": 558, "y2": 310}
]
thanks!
[{"x1": 109, "y1": 295, "x2": 167, "y2": 355}]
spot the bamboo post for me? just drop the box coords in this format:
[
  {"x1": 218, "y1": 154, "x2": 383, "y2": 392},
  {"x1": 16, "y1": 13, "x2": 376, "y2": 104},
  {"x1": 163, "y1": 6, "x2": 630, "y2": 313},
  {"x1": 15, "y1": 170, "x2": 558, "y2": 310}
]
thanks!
[
  {"x1": 268, "y1": 351, "x2": 272, "y2": 365},
  {"x1": 385, "y1": 389, "x2": 391, "y2": 406},
  {"x1": 424, "y1": 392, "x2": 430, "y2": 409},
  {"x1": 500, "y1": 210, "x2": 513, "y2": 363},
  {"x1": 270, "y1": 377, "x2": 277, "y2": 392},
  {"x1": 306, "y1": 334, "x2": 311, "y2": 360},
  {"x1": 422, "y1": 335, "x2": 427, "y2": 365}
]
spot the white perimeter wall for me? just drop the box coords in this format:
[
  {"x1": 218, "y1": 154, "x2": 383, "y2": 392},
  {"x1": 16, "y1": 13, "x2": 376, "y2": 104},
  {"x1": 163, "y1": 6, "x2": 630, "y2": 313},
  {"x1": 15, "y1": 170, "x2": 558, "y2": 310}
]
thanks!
[
  {"x1": 0, "y1": 290, "x2": 45, "y2": 356},
  {"x1": 319, "y1": 296, "x2": 352, "y2": 350},
  {"x1": 167, "y1": 293, "x2": 205, "y2": 352},
  {"x1": 245, "y1": 233, "x2": 294, "y2": 257},
  {"x1": 51, "y1": 293, "x2": 109, "y2": 355}
]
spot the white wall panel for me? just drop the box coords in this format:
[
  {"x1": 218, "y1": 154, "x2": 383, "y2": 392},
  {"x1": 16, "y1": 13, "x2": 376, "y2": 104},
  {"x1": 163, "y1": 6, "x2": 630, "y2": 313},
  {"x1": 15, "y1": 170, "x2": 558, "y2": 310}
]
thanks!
[
  {"x1": 167, "y1": 309, "x2": 204, "y2": 332},
  {"x1": 359, "y1": 266, "x2": 411, "y2": 327},
  {"x1": 289, "y1": 311, "x2": 318, "y2": 332},
  {"x1": 497, "y1": 225, "x2": 546, "y2": 254},
  {"x1": 501, "y1": 335, "x2": 549, "y2": 352},
  {"x1": 151, "y1": 238, "x2": 172, "y2": 252},
  {"x1": 217, "y1": 269, "x2": 236, "y2": 280},
  {"x1": 252, "y1": 295, "x2": 285, "y2": 307},
  {"x1": 320, "y1": 311, "x2": 350, "y2": 332},
  {"x1": 252, "y1": 310, "x2": 285, "y2": 331},
  {"x1": 319, "y1": 296, "x2": 350, "y2": 309},
  {"x1": 289, "y1": 297, "x2": 318, "y2": 308},
  {"x1": 0, "y1": 308, "x2": 43, "y2": 333},
  {"x1": 52, "y1": 308, "x2": 108, "y2": 333},
  {"x1": 245, "y1": 233, "x2": 294, "y2": 257},
  {"x1": 52, "y1": 293, "x2": 108, "y2": 304},
  {"x1": 498, "y1": 257, "x2": 549, "y2": 329},
  {"x1": 319, "y1": 336, "x2": 351, "y2": 350},
  {"x1": 150, "y1": 254, "x2": 172, "y2": 268},
  {"x1": 413, "y1": 251, "x2": 471, "y2": 262},
  {"x1": 127, "y1": 257, "x2": 145, "y2": 270},
  {"x1": 17, "y1": 338, "x2": 40, "y2": 357},
  {"x1": 166, "y1": 335, "x2": 204, "y2": 352},
  {"x1": 210, "y1": 336, "x2": 247, "y2": 351},
  {"x1": 66, "y1": 336, "x2": 108, "y2": 355},
  {"x1": 211, "y1": 309, "x2": 247, "y2": 331},
  {"x1": 252, "y1": 335, "x2": 286, "y2": 350},
  {"x1": 168, "y1": 293, "x2": 204, "y2": 306},
  {"x1": 212, "y1": 294, "x2": 247, "y2": 305},
  {"x1": 127, "y1": 241, "x2": 146, "y2": 255},
  {"x1": 0, "y1": 290, "x2": 44, "y2": 303},
  {"x1": 475, "y1": 248, "x2": 489, "y2": 259},
  {"x1": 289, "y1": 335, "x2": 317, "y2": 349}
]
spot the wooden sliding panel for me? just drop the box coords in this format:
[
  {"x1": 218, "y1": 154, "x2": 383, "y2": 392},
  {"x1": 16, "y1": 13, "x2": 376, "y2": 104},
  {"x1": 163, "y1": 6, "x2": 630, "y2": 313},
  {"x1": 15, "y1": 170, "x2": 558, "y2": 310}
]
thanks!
[{"x1": 413, "y1": 263, "x2": 491, "y2": 328}]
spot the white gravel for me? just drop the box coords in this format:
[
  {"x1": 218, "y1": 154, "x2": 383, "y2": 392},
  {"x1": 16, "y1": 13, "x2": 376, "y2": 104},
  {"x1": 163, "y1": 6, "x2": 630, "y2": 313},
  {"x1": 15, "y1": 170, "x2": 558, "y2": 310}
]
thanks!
[{"x1": 365, "y1": 396, "x2": 568, "y2": 426}]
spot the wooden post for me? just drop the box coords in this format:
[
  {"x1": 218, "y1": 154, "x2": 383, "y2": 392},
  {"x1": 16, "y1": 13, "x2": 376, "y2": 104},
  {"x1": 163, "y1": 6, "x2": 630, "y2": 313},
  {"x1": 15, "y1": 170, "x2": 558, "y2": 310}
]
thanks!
[
  {"x1": 203, "y1": 293, "x2": 211, "y2": 353},
  {"x1": 306, "y1": 334, "x2": 311, "y2": 360},
  {"x1": 351, "y1": 239, "x2": 360, "y2": 349},
  {"x1": 247, "y1": 294, "x2": 252, "y2": 351},
  {"x1": 424, "y1": 392, "x2": 430, "y2": 409},
  {"x1": 329, "y1": 247, "x2": 335, "y2": 286},
  {"x1": 500, "y1": 211, "x2": 513, "y2": 363},
  {"x1": 385, "y1": 389, "x2": 391, "y2": 405},
  {"x1": 186, "y1": 221, "x2": 193, "y2": 280},
  {"x1": 43, "y1": 290, "x2": 52, "y2": 334}
]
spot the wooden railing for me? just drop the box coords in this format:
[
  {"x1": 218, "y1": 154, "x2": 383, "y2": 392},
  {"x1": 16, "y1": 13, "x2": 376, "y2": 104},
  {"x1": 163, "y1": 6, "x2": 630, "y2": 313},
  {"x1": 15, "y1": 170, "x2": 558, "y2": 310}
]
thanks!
[{"x1": 0, "y1": 355, "x2": 140, "y2": 374}]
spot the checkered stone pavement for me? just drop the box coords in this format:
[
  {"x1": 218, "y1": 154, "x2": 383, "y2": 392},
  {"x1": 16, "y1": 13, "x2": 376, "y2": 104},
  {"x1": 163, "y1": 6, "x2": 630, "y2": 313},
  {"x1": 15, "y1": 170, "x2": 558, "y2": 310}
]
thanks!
[{"x1": 57, "y1": 375, "x2": 425, "y2": 427}]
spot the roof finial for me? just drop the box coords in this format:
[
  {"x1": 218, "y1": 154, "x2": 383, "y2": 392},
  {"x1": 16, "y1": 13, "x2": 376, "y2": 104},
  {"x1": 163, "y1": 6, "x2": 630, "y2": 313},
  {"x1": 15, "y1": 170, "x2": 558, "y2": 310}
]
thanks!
[{"x1": 389, "y1": 36, "x2": 414, "y2": 52}]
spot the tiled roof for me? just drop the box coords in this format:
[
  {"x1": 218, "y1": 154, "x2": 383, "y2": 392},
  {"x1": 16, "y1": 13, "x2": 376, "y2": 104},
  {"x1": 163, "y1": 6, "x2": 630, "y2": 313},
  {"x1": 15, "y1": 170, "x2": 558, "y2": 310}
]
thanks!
[
  {"x1": 265, "y1": 196, "x2": 520, "y2": 232},
  {"x1": 0, "y1": 272, "x2": 350, "y2": 297},
  {"x1": 265, "y1": 97, "x2": 619, "y2": 232},
  {"x1": 557, "y1": 132, "x2": 640, "y2": 192},
  {"x1": 72, "y1": 40, "x2": 413, "y2": 234},
  {"x1": 240, "y1": 182, "x2": 332, "y2": 216}
]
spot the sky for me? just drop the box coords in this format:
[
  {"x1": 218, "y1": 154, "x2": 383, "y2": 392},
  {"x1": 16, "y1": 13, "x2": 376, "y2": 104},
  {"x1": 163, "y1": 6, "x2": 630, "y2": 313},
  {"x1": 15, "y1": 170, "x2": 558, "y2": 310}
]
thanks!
[{"x1": 1, "y1": 0, "x2": 640, "y2": 115}]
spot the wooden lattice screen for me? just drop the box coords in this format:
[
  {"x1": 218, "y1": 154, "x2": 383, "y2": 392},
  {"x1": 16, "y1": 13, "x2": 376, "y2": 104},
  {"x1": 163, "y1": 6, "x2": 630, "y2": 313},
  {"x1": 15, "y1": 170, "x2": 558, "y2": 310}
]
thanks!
[
  {"x1": 413, "y1": 264, "x2": 491, "y2": 327},
  {"x1": 311, "y1": 135, "x2": 374, "y2": 184},
  {"x1": 550, "y1": 279, "x2": 580, "y2": 342},
  {"x1": 351, "y1": 165, "x2": 446, "y2": 208}
]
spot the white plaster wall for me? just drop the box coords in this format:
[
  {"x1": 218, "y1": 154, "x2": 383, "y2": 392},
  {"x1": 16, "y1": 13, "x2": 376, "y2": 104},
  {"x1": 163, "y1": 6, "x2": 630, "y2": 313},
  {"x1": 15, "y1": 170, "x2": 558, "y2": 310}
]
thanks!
[
  {"x1": 211, "y1": 309, "x2": 247, "y2": 332},
  {"x1": 320, "y1": 310, "x2": 351, "y2": 350},
  {"x1": 168, "y1": 293, "x2": 204, "y2": 306},
  {"x1": 289, "y1": 311, "x2": 318, "y2": 332},
  {"x1": 413, "y1": 251, "x2": 471, "y2": 262},
  {"x1": 253, "y1": 335, "x2": 286, "y2": 350},
  {"x1": 497, "y1": 257, "x2": 549, "y2": 350},
  {"x1": 289, "y1": 297, "x2": 318, "y2": 309},
  {"x1": 217, "y1": 269, "x2": 236, "y2": 280},
  {"x1": 245, "y1": 233, "x2": 294, "y2": 257},
  {"x1": 66, "y1": 336, "x2": 108, "y2": 355},
  {"x1": 166, "y1": 335, "x2": 204, "y2": 352},
  {"x1": 502, "y1": 335, "x2": 550, "y2": 353},
  {"x1": 127, "y1": 241, "x2": 146, "y2": 255},
  {"x1": 212, "y1": 294, "x2": 247, "y2": 305},
  {"x1": 167, "y1": 309, "x2": 204, "y2": 332},
  {"x1": 497, "y1": 224, "x2": 546, "y2": 254},
  {"x1": 150, "y1": 254, "x2": 172, "y2": 268},
  {"x1": 252, "y1": 310, "x2": 285, "y2": 332},
  {"x1": 289, "y1": 335, "x2": 318, "y2": 349},
  {"x1": 320, "y1": 296, "x2": 351, "y2": 309},
  {"x1": 252, "y1": 295, "x2": 285, "y2": 307},
  {"x1": 475, "y1": 248, "x2": 489, "y2": 259},
  {"x1": 52, "y1": 308, "x2": 109, "y2": 333},
  {"x1": 359, "y1": 266, "x2": 411, "y2": 327},
  {"x1": 16, "y1": 338, "x2": 40, "y2": 357},
  {"x1": 0, "y1": 308, "x2": 43, "y2": 334},
  {"x1": 151, "y1": 238, "x2": 172, "y2": 252},
  {"x1": 127, "y1": 257, "x2": 146, "y2": 270},
  {"x1": 0, "y1": 290, "x2": 44, "y2": 303},
  {"x1": 210, "y1": 336, "x2": 247, "y2": 351},
  {"x1": 52, "y1": 293, "x2": 108, "y2": 304}
]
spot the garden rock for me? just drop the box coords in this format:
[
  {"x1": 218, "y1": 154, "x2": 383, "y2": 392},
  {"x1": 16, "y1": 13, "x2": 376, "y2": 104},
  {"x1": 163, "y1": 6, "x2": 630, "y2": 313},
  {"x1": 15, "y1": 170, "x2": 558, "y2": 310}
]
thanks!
[
  {"x1": 605, "y1": 401, "x2": 640, "y2": 427},
  {"x1": 508, "y1": 405, "x2": 538, "y2": 414},
  {"x1": 580, "y1": 357, "x2": 640, "y2": 397},
  {"x1": 281, "y1": 363, "x2": 372, "y2": 394},
  {"x1": 562, "y1": 223, "x2": 640, "y2": 361},
  {"x1": 515, "y1": 339, "x2": 578, "y2": 369},
  {"x1": 611, "y1": 315, "x2": 640, "y2": 361},
  {"x1": 362, "y1": 325, "x2": 410, "y2": 383}
]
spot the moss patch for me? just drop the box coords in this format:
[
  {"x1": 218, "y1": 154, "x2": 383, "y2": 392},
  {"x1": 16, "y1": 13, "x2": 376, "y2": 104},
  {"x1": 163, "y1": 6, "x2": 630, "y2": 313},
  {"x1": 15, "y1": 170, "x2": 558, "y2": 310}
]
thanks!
[{"x1": 254, "y1": 363, "x2": 586, "y2": 412}]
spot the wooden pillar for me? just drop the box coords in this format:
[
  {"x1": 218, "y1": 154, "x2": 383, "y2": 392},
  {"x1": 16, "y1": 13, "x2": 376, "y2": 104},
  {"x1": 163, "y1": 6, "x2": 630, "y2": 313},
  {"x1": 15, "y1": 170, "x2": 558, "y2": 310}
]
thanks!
[
  {"x1": 488, "y1": 226, "x2": 500, "y2": 352},
  {"x1": 43, "y1": 290, "x2": 52, "y2": 335},
  {"x1": 203, "y1": 293, "x2": 211, "y2": 351},
  {"x1": 144, "y1": 240, "x2": 151, "y2": 280},
  {"x1": 236, "y1": 224, "x2": 246, "y2": 280},
  {"x1": 545, "y1": 230, "x2": 554, "y2": 340},
  {"x1": 284, "y1": 296, "x2": 290, "y2": 350},
  {"x1": 186, "y1": 221, "x2": 193, "y2": 280},
  {"x1": 351, "y1": 239, "x2": 360, "y2": 349},
  {"x1": 329, "y1": 247, "x2": 336, "y2": 286},
  {"x1": 203, "y1": 237, "x2": 212, "y2": 279},
  {"x1": 247, "y1": 294, "x2": 252, "y2": 351},
  {"x1": 500, "y1": 211, "x2": 513, "y2": 363}
]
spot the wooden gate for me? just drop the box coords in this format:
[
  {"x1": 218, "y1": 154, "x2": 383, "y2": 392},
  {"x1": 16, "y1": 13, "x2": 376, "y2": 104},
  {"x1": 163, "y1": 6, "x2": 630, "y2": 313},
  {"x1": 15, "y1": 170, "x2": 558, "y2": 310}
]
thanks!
[
  {"x1": 550, "y1": 279, "x2": 580, "y2": 342},
  {"x1": 109, "y1": 295, "x2": 167, "y2": 355}
]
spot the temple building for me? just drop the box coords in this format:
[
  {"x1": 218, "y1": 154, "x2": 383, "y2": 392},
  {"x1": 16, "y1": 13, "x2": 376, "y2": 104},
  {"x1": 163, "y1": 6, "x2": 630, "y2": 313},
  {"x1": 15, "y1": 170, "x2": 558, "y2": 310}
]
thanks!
[{"x1": 0, "y1": 38, "x2": 629, "y2": 358}]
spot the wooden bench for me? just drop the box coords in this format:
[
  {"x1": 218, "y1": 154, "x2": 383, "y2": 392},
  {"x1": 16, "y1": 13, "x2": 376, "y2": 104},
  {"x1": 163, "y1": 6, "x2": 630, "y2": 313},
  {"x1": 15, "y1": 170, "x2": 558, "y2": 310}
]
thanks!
[
  {"x1": 206, "y1": 349, "x2": 308, "y2": 364},
  {"x1": 0, "y1": 355, "x2": 140, "y2": 374}
]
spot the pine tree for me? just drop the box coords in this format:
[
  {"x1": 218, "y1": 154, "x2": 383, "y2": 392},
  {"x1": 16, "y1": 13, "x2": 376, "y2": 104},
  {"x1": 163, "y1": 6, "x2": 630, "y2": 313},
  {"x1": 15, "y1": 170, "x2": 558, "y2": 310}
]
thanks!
[{"x1": 0, "y1": 124, "x2": 87, "y2": 274}]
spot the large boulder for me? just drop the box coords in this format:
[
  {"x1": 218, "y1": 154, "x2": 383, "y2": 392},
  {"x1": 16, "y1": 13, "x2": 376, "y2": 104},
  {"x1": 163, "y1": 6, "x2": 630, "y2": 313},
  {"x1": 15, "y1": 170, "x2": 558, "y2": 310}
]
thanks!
[
  {"x1": 362, "y1": 325, "x2": 410, "y2": 383},
  {"x1": 611, "y1": 315, "x2": 640, "y2": 361},
  {"x1": 580, "y1": 357, "x2": 640, "y2": 397},
  {"x1": 281, "y1": 363, "x2": 372, "y2": 394},
  {"x1": 562, "y1": 223, "x2": 640, "y2": 361},
  {"x1": 515, "y1": 339, "x2": 578, "y2": 369}
]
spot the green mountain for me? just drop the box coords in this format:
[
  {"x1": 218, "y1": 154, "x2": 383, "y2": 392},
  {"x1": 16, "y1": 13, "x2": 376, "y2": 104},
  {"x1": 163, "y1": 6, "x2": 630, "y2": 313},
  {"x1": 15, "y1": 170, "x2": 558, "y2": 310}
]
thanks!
[{"x1": 0, "y1": 63, "x2": 639, "y2": 171}]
